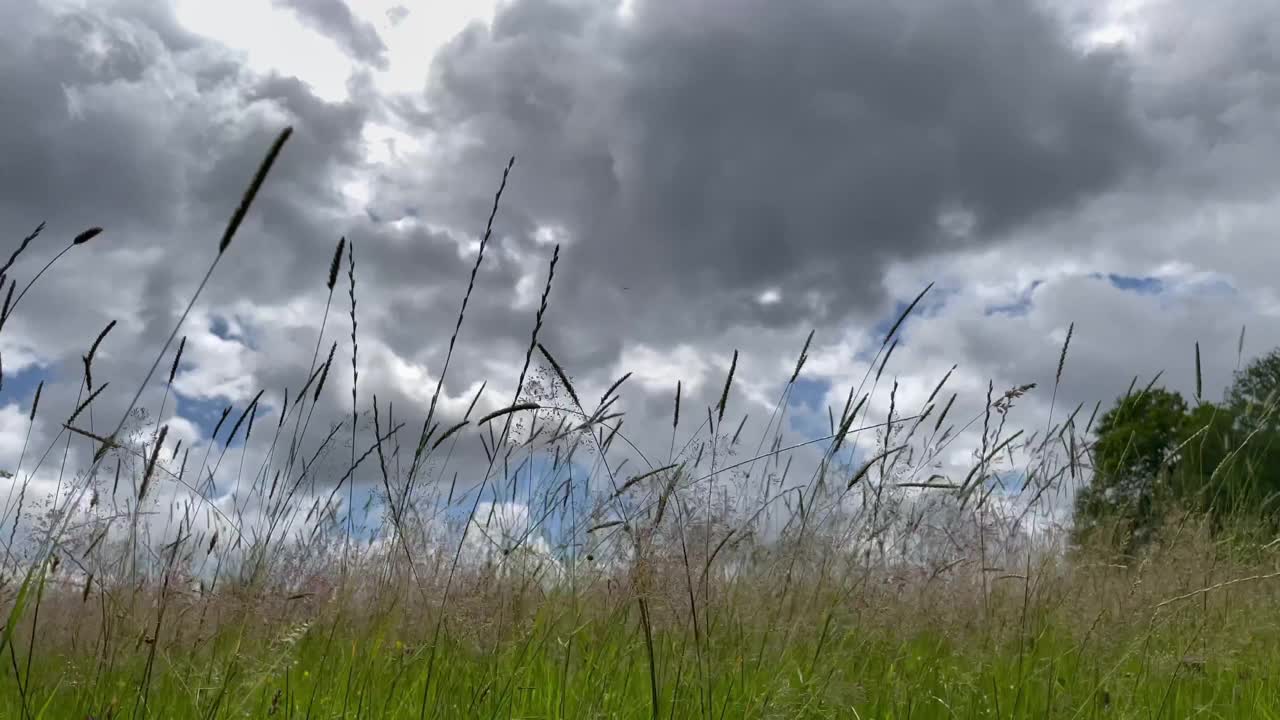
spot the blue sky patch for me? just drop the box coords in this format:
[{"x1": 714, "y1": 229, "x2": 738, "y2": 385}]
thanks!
[
  {"x1": 788, "y1": 377, "x2": 828, "y2": 413},
  {"x1": 174, "y1": 392, "x2": 232, "y2": 445},
  {"x1": 786, "y1": 377, "x2": 832, "y2": 439},
  {"x1": 869, "y1": 288, "x2": 952, "y2": 343},
  {"x1": 0, "y1": 363, "x2": 55, "y2": 414},
  {"x1": 1103, "y1": 273, "x2": 1164, "y2": 295},
  {"x1": 984, "y1": 279, "x2": 1043, "y2": 317}
]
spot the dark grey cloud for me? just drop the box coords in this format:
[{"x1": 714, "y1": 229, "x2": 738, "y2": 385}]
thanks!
[
  {"x1": 0, "y1": 0, "x2": 587, "y2": 529},
  {"x1": 273, "y1": 0, "x2": 389, "y2": 68},
  {"x1": 0, "y1": 3, "x2": 385, "y2": 478},
  {"x1": 378, "y1": 0, "x2": 1153, "y2": 363}
]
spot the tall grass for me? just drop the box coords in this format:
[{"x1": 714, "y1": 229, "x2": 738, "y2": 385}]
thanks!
[{"x1": 0, "y1": 130, "x2": 1277, "y2": 719}]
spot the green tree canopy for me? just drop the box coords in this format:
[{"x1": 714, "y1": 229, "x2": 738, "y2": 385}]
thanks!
[
  {"x1": 1230, "y1": 347, "x2": 1280, "y2": 407},
  {"x1": 1074, "y1": 372, "x2": 1280, "y2": 552},
  {"x1": 1073, "y1": 387, "x2": 1188, "y2": 548}
]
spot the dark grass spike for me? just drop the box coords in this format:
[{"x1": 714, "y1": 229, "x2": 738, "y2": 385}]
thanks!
[
  {"x1": 981, "y1": 380, "x2": 994, "y2": 458},
  {"x1": 717, "y1": 350, "x2": 738, "y2": 423},
  {"x1": 959, "y1": 430, "x2": 1024, "y2": 502},
  {"x1": 587, "y1": 520, "x2": 625, "y2": 533},
  {"x1": 476, "y1": 403, "x2": 541, "y2": 426},
  {"x1": 1120, "y1": 374, "x2": 1139, "y2": 403},
  {"x1": 1195, "y1": 342, "x2": 1203, "y2": 404},
  {"x1": 0, "y1": 279, "x2": 14, "y2": 324},
  {"x1": 226, "y1": 390, "x2": 264, "y2": 444},
  {"x1": 883, "y1": 281, "x2": 934, "y2": 345},
  {"x1": 421, "y1": 157, "x2": 515, "y2": 450},
  {"x1": 848, "y1": 444, "x2": 909, "y2": 490},
  {"x1": 268, "y1": 469, "x2": 281, "y2": 500},
  {"x1": 139, "y1": 425, "x2": 169, "y2": 501},
  {"x1": 464, "y1": 382, "x2": 487, "y2": 420},
  {"x1": 210, "y1": 406, "x2": 232, "y2": 440},
  {"x1": 904, "y1": 403, "x2": 935, "y2": 440},
  {"x1": 602, "y1": 420, "x2": 623, "y2": 453},
  {"x1": 536, "y1": 342, "x2": 581, "y2": 408},
  {"x1": 935, "y1": 392, "x2": 957, "y2": 435},
  {"x1": 82, "y1": 319, "x2": 117, "y2": 391},
  {"x1": 1056, "y1": 402, "x2": 1086, "y2": 440},
  {"x1": 0, "y1": 222, "x2": 44, "y2": 277},
  {"x1": 431, "y1": 421, "x2": 470, "y2": 451},
  {"x1": 245, "y1": 402, "x2": 258, "y2": 442},
  {"x1": 789, "y1": 329, "x2": 815, "y2": 385},
  {"x1": 328, "y1": 236, "x2": 345, "y2": 291},
  {"x1": 1137, "y1": 370, "x2": 1164, "y2": 402},
  {"x1": 0, "y1": 283, "x2": 11, "y2": 336},
  {"x1": 1056, "y1": 322, "x2": 1074, "y2": 384},
  {"x1": 277, "y1": 388, "x2": 289, "y2": 429},
  {"x1": 168, "y1": 336, "x2": 186, "y2": 385},
  {"x1": 347, "y1": 238, "x2": 359, "y2": 544},
  {"x1": 830, "y1": 407, "x2": 858, "y2": 459},
  {"x1": 6, "y1": 229, "x2": 110, "y2": 332},
  {"x1": 927, "y1": 365, "x2": 957, "y2": 406},
  {"x1": 837, "y1": 385, "x2": 856, "y2": 428},
  {"x1": 348, "y1": 238, "x2": 359, "y2": 422},
  {"x1": 72, "y1": 227, "x2": 103, "y2": 245},
  {"x1": 851, "y1": 393, "x2": 868, "y2": 421},
  {"x1": 599, "y1": 372, "x2": 633, "y2": 411},
  {"x1": 310, "y1": 418, "x2": 399, "y2": 535},
  {"x1": 731, "y1": 415, "x2": 748, "y2": 445},
  {"x1": 875, "y1": 338, "x2": 898, "y2": 384},
  {"x1": 410, "y1": 417, "x2": 432, "y2": 463},
  {"x1": 29, "y1": 381, "x2": 42, "y2": 421},
  {"x1": 218, "y1": 127, "x2": 293, "y2": 254},
  {"x1": 313, "y1": 342, "x2": 337, "y2": 403},
  {"x1": 674, "y1": 381, "x2": 682, "y2": 429},
  {"x1": 882, "y1": 380, "x2": 899, "y2": 476},
  {"x1": 407, "y1": 380, "x2": 482, "y2": 504},
  {"x1": 611, "y1": 463, "x2": 680, "y2": 499},
  {"x1": 509, "y1": 246, "x2": 562, "y2": 438},
  {"x1": 297, "y1": 364, "x2": 325, "y2": 401},
  {"x1": 651, "y1": 467, "x2": 682, "y2": 529},
  {"x1": 66, "y1": 383, "x2": 109, "y2": 426},
  {"x1": 1084, "y1": 399, "x2": 1102, "y2": 436},
  {"x1": 831, "y1": 393, "x2": 869, "y2": 459}
]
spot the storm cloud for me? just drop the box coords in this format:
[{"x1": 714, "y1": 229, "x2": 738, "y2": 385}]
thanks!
[
  {"x1": 378, "y1": 0, "x2": 1154, "y2": 352},
  {"x1": 274, "y1": 0, "x2": 389, "y2": 68}
]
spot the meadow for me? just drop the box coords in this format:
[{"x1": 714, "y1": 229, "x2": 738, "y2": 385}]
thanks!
[{"x1": 0, "y1": 127, "x2": 1278, "y2": 719}]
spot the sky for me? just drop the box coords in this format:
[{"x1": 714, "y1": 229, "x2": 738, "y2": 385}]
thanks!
[{"x1": 2, "y1": 0, "x2": 1280, "y2": 547}]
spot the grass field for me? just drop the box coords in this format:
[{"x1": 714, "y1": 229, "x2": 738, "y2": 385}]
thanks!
[{"x1": 1, "y1": 129, "x2": 1279, "y2": 719}]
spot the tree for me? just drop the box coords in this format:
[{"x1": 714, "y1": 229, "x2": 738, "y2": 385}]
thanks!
[
  {"x1": 1228, "y1": 348, "x2": 1280, "y2": 419},
  {"x1": 1073, "y1": 387, "x2": 1188, "y2": 549},
  {"x1": 1075, "y1": 369, "x2": 1280, "y2": 552}
]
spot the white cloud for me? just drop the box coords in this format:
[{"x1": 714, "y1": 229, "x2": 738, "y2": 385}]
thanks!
[{"x1": 173, "y1": 0, "x2": 357, "y2": 101}]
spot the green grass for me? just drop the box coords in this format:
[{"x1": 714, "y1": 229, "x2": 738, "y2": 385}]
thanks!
[{"x1": 9, "y1": 566, "x2": 1280, "y2": 719}]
